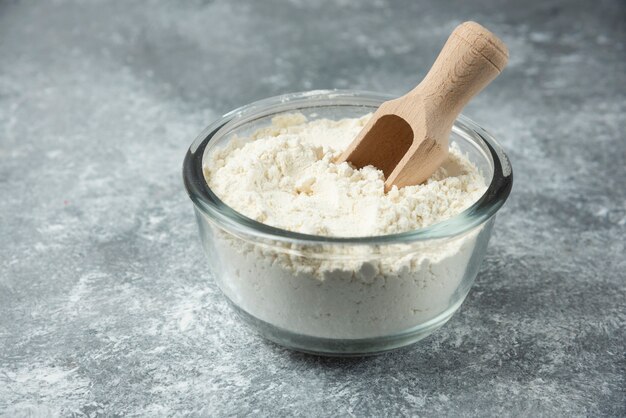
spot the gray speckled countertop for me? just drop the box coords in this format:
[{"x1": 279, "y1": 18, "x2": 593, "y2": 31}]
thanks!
[{"x1": 1, "y1": 0, "x2": 625, "y2": 416}]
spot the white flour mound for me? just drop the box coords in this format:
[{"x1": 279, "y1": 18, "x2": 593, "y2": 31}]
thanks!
[
  {"x1": 201, "y1": 113, "x2": 489, "y2": 339},
  {"x1": 206, "y1": 113, "x2": 486, "y2": 237}
]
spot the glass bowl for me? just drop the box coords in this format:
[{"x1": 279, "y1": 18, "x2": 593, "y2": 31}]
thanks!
[{"x1": 183, "y1": 90, "x2": 512, "y2": 356}]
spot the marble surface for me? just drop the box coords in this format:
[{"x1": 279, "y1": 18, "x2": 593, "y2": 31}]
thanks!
[{"x1": 1, "y1": 0, "x2": 624, "y2": 416}]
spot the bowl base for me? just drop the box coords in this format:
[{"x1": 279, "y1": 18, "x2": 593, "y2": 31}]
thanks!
[{"x1": 226, "y1": 297, "x2": 466, "y2": 357}]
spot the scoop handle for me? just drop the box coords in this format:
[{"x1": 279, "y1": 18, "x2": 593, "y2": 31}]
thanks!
[{"x1": 411, "y1": 21, "x2": 509, "y2": 127}]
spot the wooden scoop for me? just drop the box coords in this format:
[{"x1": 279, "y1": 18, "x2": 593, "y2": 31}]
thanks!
[{"x1": 339, "y1": 21, "x2": 508, "y2": 191}]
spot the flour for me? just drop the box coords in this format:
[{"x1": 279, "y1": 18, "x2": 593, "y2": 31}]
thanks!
[
  {"x1": 205, "y1": 113, "x2": 486, "y2": 237},
  {"x1": 201, "y1": 113, "x2": 489, "y2": 339}
]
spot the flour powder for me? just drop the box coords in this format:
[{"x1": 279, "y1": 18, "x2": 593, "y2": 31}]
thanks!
[{"x1": 201, "y1": 113, "x2": 488, "y2": 339}]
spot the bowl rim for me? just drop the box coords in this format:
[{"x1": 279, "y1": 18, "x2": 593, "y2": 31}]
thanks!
[{"x1": 183, "y1": 89, "x2": 513, "y2": 245}]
